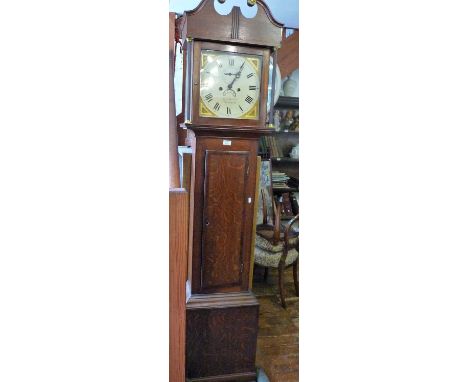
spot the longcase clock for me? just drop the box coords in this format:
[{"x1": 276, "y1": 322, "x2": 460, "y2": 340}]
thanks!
[{"x1": 176, "y1": 1, "x2": 282, "y2": 380}]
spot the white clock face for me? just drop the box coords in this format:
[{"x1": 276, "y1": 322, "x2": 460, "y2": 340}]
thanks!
[{"x1": 199, "y1": 50, "x2": 261, "y2": 120}]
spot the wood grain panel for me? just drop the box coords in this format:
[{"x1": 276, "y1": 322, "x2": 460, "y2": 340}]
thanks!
[
  {"x1": 201, "y1": 150, "x2": 249, "y2": 291},
  {"x1": 179, "y1": 0, "x2": 282, "y2": 48},
  {"x1": 188, "y1": 137, "x2": 258, "y2": 294},
  {"x1": 186, "y1": 304, "x2": 259, "y2": 379},
  {"x1": 169, "y1": 188, "x2": 189, "y2": 382}
]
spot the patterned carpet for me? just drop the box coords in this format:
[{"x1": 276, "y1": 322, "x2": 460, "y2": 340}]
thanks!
[{"x1": 253, "y1": 265, "x2": 299, "y2": 382}]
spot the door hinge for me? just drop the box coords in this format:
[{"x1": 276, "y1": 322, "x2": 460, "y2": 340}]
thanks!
[{"x1": 240, "y1": 263, "x2": 244, "y2": 273}]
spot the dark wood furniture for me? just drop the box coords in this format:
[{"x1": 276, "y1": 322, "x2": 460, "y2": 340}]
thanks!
[
  {"x1": 188, "y1": 135, "x2": 258, "y2": 295},
  {"x1": 176, "y1": 1, "x2": 283, "y2": 380}
]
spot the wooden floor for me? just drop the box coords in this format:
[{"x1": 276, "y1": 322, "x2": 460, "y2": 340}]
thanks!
[{"x1": 253, "y1": 266, "x2": 299, "y2": 382}]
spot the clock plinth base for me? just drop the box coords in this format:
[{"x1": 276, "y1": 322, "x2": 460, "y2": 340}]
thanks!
[
  {"x1": 186, "y1": 372, "x2": 256, "y2": 382},
  {"x1": 186, "y1": 292, "x2": 259, "y2": 382}
]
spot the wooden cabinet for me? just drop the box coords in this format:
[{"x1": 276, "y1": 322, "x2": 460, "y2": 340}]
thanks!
[
  {"x1": 186, "y1": 302, "x2": 258, "y2": 379},
  {"x1": 189, "y1": 136, "x2": 258, "y2": 294},
  {"x1": 176, "y1": 1, "x2": 283, "y2": 380},
  {"x1": 185, "y1": 134, "x2": 260, "y2": 382}
]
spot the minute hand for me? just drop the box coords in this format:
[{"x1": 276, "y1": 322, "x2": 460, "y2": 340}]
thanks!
[{"x1": 227, "y1": 62, "x2": 245, "y2": 89}]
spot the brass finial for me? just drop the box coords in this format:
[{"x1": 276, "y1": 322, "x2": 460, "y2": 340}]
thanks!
[{"x1": 247, "y1": 0, "x2": 257, "y2": 6}]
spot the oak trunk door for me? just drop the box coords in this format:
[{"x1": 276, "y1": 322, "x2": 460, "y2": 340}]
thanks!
[{"x1": 200, "y1": 150, "x2": 250, "y2": 292}]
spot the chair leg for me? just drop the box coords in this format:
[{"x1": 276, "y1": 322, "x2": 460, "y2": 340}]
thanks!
[
  {"x1": 278, "y1": 263, "x2": 286, "y2": 309},
  {"x1": 293, "y1": 259, "x2": 299, "y2": 297},
  {"x1": 263, "y1": 267, "x2": 269, "y2": 282}
]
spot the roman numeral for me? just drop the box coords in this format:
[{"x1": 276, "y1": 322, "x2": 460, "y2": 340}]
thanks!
[
  {"x1": 249, "y1": 85, "x2": 256, "y2": 91},
  {"x1": 245, "y1": 95, "x2": 253, "y2": 104},
  {"x1": 214, "y1": 102, "x2": 220, "y2": 111},
  {"x1": 247, "y1": 73, "x2": 254, "y2": 78},
  {"x1": 218, "y1": 63, "x2": 223, "y2": 68},
  {"x1": 229, "y1": 58, "x2": 234, "y2": 66},
  {"x1": 239, "y1": 105, "x2": 243, "y2": 112},
  {"x1": 226, "y1": 106, "x2": 231, "y2": 115},
  {"x1": 205, "y1": 93, "x2": 213, "y2": 102}
]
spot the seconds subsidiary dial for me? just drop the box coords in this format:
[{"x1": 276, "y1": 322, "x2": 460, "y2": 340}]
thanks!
[{"x1": 199, "y1": 51, "x2": 261, "y2": 120}]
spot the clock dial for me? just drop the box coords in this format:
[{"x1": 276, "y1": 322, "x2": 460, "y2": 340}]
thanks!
[{"x1": 199, "y1": 51, "x2": 261, "y2": 120}]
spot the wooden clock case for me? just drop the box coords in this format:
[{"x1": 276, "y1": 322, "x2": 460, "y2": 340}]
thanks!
[
  {"x1": 176, "y1": 1, "x2": 282, "y2": 381},
  {"x1": 186, "y1": 41, "x2": 270, "y2": 130}
]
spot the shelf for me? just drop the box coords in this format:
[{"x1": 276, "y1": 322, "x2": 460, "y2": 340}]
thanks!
[
  {"x1": 272, "y1": 130, "x2": 299, "y2": 135},
  {"x1": 275, "y1": 96, "x2": 299, "y2": 109},
  {"x1": 273, "y1": 187, "x2": 299, "y2": 193},
  {"x1": 271, "y1": 157, "x2": 299, "y2": 163}
]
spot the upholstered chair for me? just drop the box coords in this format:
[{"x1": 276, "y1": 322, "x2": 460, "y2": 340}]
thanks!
[{"x1": 255, "y1": 193, "x2": 299, "y2": 308}]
